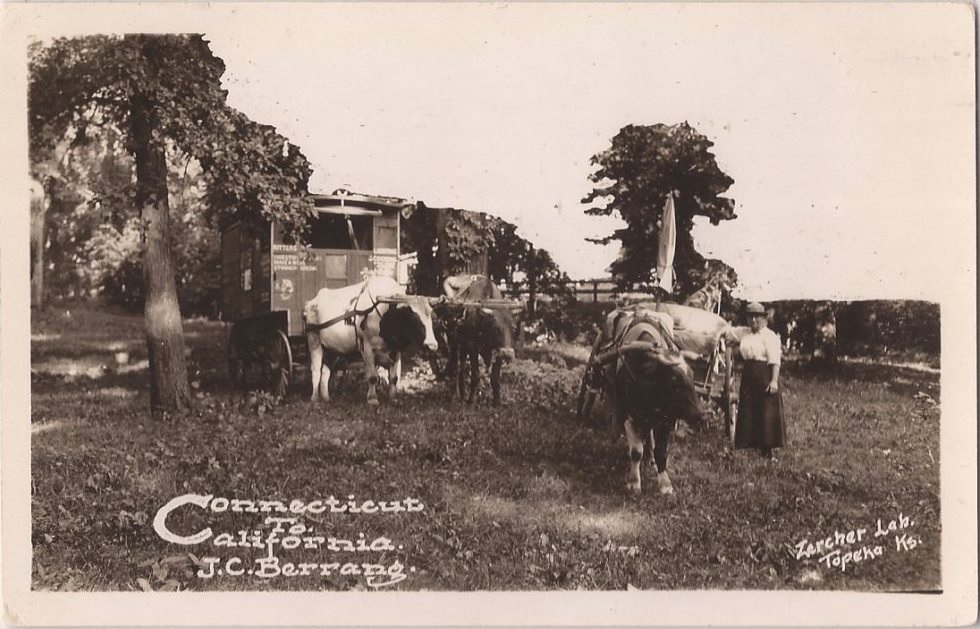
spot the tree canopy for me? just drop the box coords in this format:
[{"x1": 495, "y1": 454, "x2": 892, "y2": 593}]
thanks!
[
  {"x1": 582, "y1": 122, "x2": 737, "y2": 296},
  {"x1": 29, "y1": 34, "x2": 315, "y2": 238}
]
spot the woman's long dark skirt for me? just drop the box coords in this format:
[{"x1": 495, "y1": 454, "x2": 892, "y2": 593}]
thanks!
[{"x1": 734, "y1": 359, "x2": 786, "y2": 450}]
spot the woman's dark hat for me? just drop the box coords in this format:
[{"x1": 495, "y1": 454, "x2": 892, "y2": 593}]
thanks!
[{"x1": 746, "y1": 302, "x2": 767, "y2": 316}]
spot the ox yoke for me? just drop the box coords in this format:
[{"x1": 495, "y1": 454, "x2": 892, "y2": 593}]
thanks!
[{"x1": 604, "y1": 307, "x2": 679, "y2": 354}]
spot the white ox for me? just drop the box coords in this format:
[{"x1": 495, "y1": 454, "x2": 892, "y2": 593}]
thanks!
[{"x1": 303, "y1": 276, "x2": 437, "y2": 405}]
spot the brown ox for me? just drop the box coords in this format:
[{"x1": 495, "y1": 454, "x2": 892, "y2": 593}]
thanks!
[
  {"x1": 590, "y1": 305, "x2": 704, "y2": 494},
  {"x1": 441, "y1": 274, "x2": 516, "y2": 406}
]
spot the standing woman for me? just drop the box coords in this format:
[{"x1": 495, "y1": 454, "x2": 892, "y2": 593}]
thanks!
[{"x1": 734, "y1": 302, "x2": 786, "y2": 460}]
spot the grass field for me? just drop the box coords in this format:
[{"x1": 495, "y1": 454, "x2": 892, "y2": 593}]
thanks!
[{"x1": 30, "y1": 304, "x2": 941, "y2": 592}]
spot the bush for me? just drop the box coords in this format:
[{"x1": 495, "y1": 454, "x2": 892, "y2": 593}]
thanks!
[
  {"x1": 85, "y1": 215, "x2": 221, "y2": 318},
  {"x1": 85, "y1": 220, "x2": 144, "y2": 310},
  {"x1": 532, "y1": 298, "x2": 940, "y2": 363},
  {"x1": 834, "y1": 300, "x2": 939, "y2": 357},
  {"x1": 523, "y1": 299, "x2": 612, "y2": 344},
  {"x1": 769, "y1": 299, "x2": 939, "y2": 360}
]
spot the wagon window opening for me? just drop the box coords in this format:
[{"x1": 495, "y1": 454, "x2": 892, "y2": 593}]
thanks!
[
  {"x1": 285, "y1": 214, "x2": 374, "y2": 250},
  {"x1": 376, "y1": 224, "x2": 397, "y2": 250}
]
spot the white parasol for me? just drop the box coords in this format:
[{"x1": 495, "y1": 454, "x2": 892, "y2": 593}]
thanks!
[{"x1": 656, "y1": 192, "x2": 677, "y2": 293}]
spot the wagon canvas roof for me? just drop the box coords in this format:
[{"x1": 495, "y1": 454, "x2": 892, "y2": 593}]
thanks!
[{"x1": 311, "y1": 190, "x2": 415, "y2": 217}]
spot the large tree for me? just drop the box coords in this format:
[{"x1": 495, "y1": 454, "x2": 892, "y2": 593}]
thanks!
[
  {"x1": 29, "y1": 35, "x2": 314, "y2": 414},
  {"x1": 582, "y1": 122, "x2": 737, "y2": 297}
]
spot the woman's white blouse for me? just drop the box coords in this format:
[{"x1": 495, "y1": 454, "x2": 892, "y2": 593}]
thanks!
[{"x1": 739, "y1": 328, "x2": 782, "y2": 365}]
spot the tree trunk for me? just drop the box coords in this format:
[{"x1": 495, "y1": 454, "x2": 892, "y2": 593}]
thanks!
[
  {"x1": 30, "y1": 179, "x2": 46, "y2": 309},
  {"x1": 130, "y1": 90, "x2": 193, "y2": 414},
  {"x1": 433, "y1": 207, "x2": 450, "y2": 284}
]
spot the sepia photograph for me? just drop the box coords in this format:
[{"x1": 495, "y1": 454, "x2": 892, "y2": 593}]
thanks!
[{"x1": 1, "y1": 2, "x2": 976, "y2": 625}]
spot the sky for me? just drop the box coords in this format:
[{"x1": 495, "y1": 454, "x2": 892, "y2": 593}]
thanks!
[{"x1": 202, "y1": 3, "x2": 973, "y2": 301}]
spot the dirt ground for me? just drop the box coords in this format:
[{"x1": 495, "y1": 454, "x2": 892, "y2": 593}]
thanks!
[{"x1": 30, "y1": 305, "x2": 941, "y2": 592}]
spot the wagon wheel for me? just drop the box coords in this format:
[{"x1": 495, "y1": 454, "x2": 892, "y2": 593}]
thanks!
[
  {"x1": 262, "y1": 329, "x2": 293, "y2": 399},
  {"x1": 697, "y1": 349, "x2": 718, "y2": 431},
  {"x1": 576, "y1": 366, "x2": 599, "y2": 424},
  {"x1": 723, "y1": 342, "x2": 737, "y2": 443},
  {"x1": 576, "y1": 334, "x2": 607, "y2": 424}
]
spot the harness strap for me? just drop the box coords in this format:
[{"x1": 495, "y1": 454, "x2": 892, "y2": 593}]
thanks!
[
  {"x1": 306, "y1": 308, "x2": 361, "y2": 332},
  {"x1": 618, "y1": 351, "x2": 640, "y2": 385},
  {"x1": 305, "y1": 282, "x2": 383, "y2": 333}
]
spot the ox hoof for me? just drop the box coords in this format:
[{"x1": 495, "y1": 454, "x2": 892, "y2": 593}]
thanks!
[
  {"x1": 657, "y1": 473, "x2": 674, "y2": 495},
  {"x1": 367, "y1": 398, "x2": 380, "y2": 406},
  {"x1": 625, "y1": 474, "x2": 642, "y2": 494}
]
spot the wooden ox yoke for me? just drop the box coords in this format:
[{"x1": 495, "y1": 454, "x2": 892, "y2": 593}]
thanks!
[
  {"x1": 379, "y1": 295, "x2": 524, "y2": 311},
  {"x1": 306, "y1": 292, "x2": 522, "y2": 334},
  {"x1": 590, "y1": 310, "x2": 701, "y2": 372}
]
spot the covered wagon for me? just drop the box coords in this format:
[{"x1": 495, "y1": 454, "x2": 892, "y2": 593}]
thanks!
[{"x1": 220, "y1": 190, "x2": 415, "y2": 395}]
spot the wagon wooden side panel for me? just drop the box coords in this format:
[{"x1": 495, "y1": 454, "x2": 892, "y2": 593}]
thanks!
[
  {"x1": 269, "y1": 227, "x2": 401, "y2": 337},
  {"x1": 220, "y1": 219, "x2": 272, "y2": 323}
]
